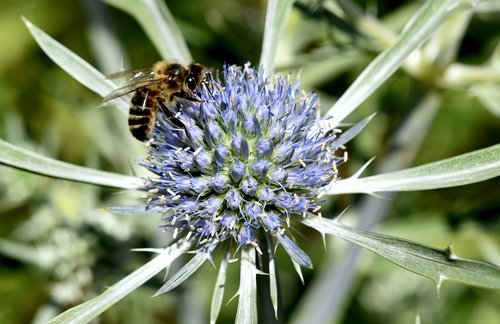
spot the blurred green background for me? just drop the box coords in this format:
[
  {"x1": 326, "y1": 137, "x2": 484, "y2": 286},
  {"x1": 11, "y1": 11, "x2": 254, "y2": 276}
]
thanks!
[{"x1": 0, "y1": 0, "x2": 499, "y2": 323}]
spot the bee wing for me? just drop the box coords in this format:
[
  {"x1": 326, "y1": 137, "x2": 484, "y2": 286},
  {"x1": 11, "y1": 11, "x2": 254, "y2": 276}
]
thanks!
[
  {"x1": 103, "y1": 78, "x2": 166, "y2": 102},
  {"x1": 107, "y1": 68, "x2": 154, "y2": 82}
]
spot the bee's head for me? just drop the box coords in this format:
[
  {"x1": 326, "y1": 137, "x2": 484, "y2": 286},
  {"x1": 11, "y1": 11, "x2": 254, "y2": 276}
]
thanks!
[{"x1": 186, "y1": 63, "x2": 206, "y2": 91}]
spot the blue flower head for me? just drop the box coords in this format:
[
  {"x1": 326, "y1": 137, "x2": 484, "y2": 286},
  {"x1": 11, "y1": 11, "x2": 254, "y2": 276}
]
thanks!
[{"x1": 142, "y1": 63, "x2": 344, "y2": 267}]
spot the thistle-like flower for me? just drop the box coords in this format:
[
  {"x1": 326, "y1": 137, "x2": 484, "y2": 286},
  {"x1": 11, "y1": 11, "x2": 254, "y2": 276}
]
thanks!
[
  {"x1": 142, "y1": 63, "x2": 345, "y2": 268},
  {"x1": 6, "y1": 2, "x2": 499, "y2": 323}
]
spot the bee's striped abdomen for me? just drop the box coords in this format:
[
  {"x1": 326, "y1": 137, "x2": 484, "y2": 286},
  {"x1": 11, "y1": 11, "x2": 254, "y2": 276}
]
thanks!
[{"x1": 128, "y1": 89, "x2": 158, "y2": 141}]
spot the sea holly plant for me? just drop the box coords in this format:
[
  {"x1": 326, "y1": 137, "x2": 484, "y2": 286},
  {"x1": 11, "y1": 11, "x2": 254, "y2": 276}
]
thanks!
[{"x1": 0, "y1": 0, "x2": 499, "y2": 323}]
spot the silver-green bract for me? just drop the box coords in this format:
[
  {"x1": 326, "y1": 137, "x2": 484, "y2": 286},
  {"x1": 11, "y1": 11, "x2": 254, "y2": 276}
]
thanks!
[
  {"x1": 0, "y1": 139, "x2": 141, "y2": 189},
  {"x1": 303, "y1": 216, "x2": 500, "y2": 289},
  {"x1": 0, "y1": 0, "x2": 497, "y2": 323},
  {"x1": 327, "y1": 144, "x2": 500, "y2": 194}
]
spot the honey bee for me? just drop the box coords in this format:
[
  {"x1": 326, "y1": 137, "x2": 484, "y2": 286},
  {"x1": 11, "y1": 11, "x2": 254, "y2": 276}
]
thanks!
[{"x1": 104, "y1": 61, "x2": 206, "y2": 141}]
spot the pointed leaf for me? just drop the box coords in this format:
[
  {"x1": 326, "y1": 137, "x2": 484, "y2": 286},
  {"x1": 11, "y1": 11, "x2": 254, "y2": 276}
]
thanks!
[
  {"x1": 276, "y1": 232, "x2": 313, "y2": 269},
  {"x1": 154, "y1": 251, "x2": 210, "y2": 296},
  {"x1": 102, "y1": 0, "x2": 191, "y2": 62},
  {"x1": 0, "y1": 140, "x2": 142, "y2": 189},
  {"x1": 328, "y1": 144, "x2": 500, "y2": 194},
  {"x1": 236, "y1": 247, "x2": 258, "y2": 324},
  {"x1": 319, "y1": 0, "x2": 474, "y2": 130},
  {"x1": 331, "y1": 113, "x2": 375, "y2": 150},
  {"x1": 49, "y1": 240, "x2": 191, "y2": 324},
  {"x1": 259, "y1": 0, "x2": 294, "y2": 75},
  {"x1": 292, "y1": 260, "x2": 305, "y2": 284},
  {"x1": 103, "y1": 205, "x2": 151, "y2": 215},
  {"x1": 23, "y1": 17, "x2": 128, "y2": 113},
  {"x1": 302, "y1": 217, "x2": 500, "y2": 289},
  {"x1": 267, "y1": 243, "x2": 279, "y2": 318},
  {"x1": 210, "y1": 255, "x2": 229, "y2": 324}
]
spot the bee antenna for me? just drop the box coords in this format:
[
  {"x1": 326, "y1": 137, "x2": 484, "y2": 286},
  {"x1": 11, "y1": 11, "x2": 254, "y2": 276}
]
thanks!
[{"x1": 202, "y1": 76, "x2": 218, "y2": 100}]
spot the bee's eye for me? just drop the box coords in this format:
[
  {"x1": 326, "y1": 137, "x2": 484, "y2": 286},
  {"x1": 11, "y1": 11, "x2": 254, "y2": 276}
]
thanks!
[{"x1": 186, "y1": 75, "x2": 197, "y2": 90}]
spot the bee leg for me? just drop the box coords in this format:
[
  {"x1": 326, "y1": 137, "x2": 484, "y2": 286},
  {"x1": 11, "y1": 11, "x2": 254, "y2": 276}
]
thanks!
[
  {"x1": 157, "y1": 97, "x2": 186, "y2": 130},
  {"x1": 171, "y1": 92, "x2": 201, "y2": 102}
]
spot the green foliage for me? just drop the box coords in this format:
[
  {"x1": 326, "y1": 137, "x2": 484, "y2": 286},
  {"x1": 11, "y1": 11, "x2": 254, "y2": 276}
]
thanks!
[
  {"x1": 103, "y1": 0, "x2": 191, "y2": 62},
  {"x1": 329, "y1": 144, "x2": 500, "y2": 194},
  {"x1": 304, "y1": 216, "x2": 500, "y2": 289},
  {"x1": 50, "y1": 240, "x2": 191, "y2": 323},
  {"x1": 0, "y1": 139, "x2": 142, "y2": 189}
]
